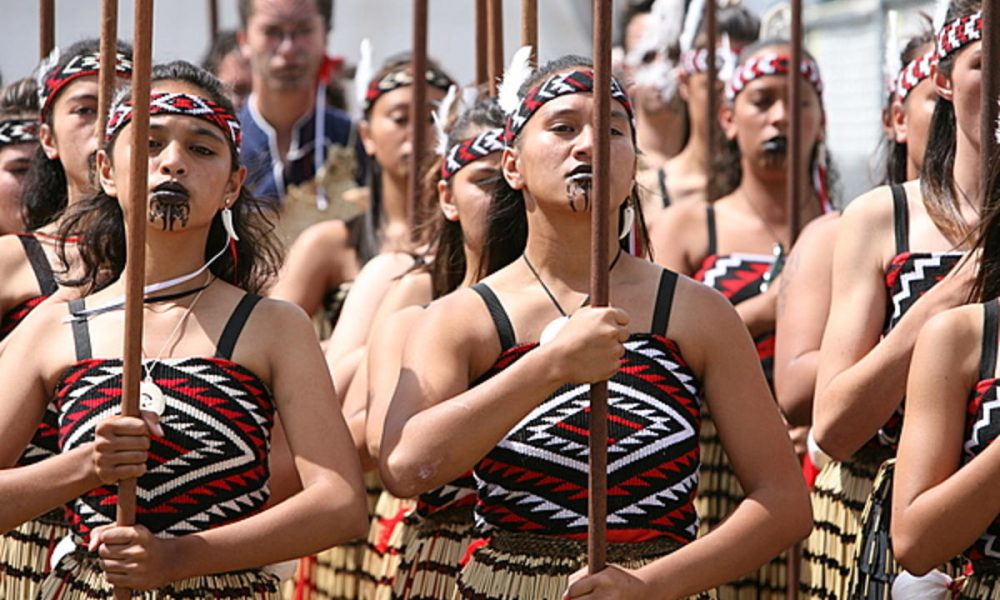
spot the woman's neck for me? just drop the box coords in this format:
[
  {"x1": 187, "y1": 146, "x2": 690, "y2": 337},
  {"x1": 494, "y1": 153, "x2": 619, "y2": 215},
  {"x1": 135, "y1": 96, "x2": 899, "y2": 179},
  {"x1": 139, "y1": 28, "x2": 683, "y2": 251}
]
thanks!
[
  {"x1": 381, "y1": 173, "x2": 410, "y2": 231},
  {"x1": 141, "y1": 228, "x2": 217, "y2": 287},
  {"x1": 522, "y1": 208, "x2": 621, "y2": 291},
  {"x1": 671, "y1": 126, "x2": 710, "y2": 176},
  {"x1": 461, "y1": 243, "x2": 482, "y2": 288},
  {"x1": 636, "y1": 106, "x2": 685, "y2": 167},
  {"x1": 953, "y1": 133, "x2": 982, "y2": 217}
]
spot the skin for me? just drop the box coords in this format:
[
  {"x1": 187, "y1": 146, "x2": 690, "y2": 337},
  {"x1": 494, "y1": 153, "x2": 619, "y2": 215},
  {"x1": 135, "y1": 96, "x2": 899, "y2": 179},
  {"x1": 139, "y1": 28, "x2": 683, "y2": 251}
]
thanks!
[
  {"x1": 891, "y1": 304, "x2": 1000, "y2": 575},
  {"x1": 0, "y1": 142, "x2": 33, "y2": 234},
  {"x1": 215, "y1": 50, "x2": 253, "y2": 113},
  {"x1": 812, "y1": 41, "x2": 983, "y2": 460},
  {"x1": 652, "y1": 45, "x2": 825, "y2": 337},
  {"x1": 0, "y1": 79, "x2": 367, "y2": 588},
  {"x1": 380, "y1": 88, "x2": 811, "y2": 599}
]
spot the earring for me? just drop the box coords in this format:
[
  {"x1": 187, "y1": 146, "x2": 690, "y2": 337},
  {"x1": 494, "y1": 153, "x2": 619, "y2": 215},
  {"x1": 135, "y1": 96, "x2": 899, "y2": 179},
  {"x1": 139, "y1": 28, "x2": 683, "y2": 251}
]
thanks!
[
  {"x1": 619, "y1": 200, "x2": 635, "y2": 241},
  {"x1": 221, "y1": 205, "x2": 240, "y2": 241}
]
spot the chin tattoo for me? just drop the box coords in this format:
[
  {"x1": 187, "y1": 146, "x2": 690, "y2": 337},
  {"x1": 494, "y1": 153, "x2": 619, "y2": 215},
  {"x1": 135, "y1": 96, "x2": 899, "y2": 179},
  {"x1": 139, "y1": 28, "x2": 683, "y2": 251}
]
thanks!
[{"x1": 149, "y1": 200, "x2": 191, "y2": 231}]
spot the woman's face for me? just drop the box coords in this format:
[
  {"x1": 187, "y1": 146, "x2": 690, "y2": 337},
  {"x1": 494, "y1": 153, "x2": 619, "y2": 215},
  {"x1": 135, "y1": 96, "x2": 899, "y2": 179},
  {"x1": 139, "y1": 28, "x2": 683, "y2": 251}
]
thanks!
[
  {"x1": 940, "y1": 41, "x2": 983, "y2": 154},
  {"x1": 361, "y1": 84, "x2": 447, "y2": 181},
  {"x1": 100, "y1": 80, "x2": 245, "y2": 235},
  {"x1": 894, "y1": 78, "x2": 937, "y2": 172},
  {"x1": 504, "y1": 90, "x2": 636, "y2": 218},
  {"x1": 723, "y1": 49, "x2": 824, "y2": 179},
  {"x1": 0, "y1": 143, "x2": 33, "y2": 234},
  {"x1": 439, "y1": 151, "x2": 502, "y2": 253},
  {"x1": 39, "y1": 75, "x2": 102, "y2": 196}
]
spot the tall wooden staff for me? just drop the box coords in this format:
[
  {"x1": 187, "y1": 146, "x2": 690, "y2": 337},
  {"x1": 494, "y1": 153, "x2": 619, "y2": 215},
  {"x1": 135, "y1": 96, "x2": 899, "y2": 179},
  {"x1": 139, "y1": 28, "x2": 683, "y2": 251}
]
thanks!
[
  {"x1": 97, "y1": 0, "x2": 119, "y2": 142},
  {"x1": 113, "y1": 0, "x2": 154, "y2": 597},
  {"x1": 981, "y1": 0, "x2": 998, "y2": 185},
  {"x1": 588, "y1": 0, "x2": 612, "y2": 574},
  {"x1": 409, "y1": 0, "x2": 428, "y2": 232},
  {"x1": 209, "y1": 0, "x2": 220, "y2": 42},
  {"x1": 487, "y1": 0, "x2": 504, "y2": 95},
  {"x1": 521, "y1": 0, "x2": 537, "y2": 66},
  {"x1": 705, "y1": 0, "x2": 718, "y2": 193},
  {"x1": 40, "y1": 0, "x2": 55, "y2": 59}
]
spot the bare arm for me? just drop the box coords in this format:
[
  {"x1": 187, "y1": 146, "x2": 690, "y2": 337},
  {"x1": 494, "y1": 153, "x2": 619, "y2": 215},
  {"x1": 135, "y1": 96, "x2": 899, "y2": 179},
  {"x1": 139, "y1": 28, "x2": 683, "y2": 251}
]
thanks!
[
  {"x1": 892, "y1": 306, "x2": 1000, "y2": 574},
  {"x1": 270, "y1": 221, "x2": 355, "y2": 316},
  {"x1": 774, "y1": 214, "x2": 838, "y2": 426},
  {"x1": 364, "y1": 306, "x2": 423, "y2": 462}
]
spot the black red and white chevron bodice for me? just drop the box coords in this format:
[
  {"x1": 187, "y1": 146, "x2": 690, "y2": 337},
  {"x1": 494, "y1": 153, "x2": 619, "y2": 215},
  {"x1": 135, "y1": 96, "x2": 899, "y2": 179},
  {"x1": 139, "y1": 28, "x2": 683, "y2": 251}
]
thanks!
[
  {"x1": 468, "y1": 273, "x2": 703, "y2": 544},
  {"x1": 416, "y1": 473, "x2": 477, "y2": 517}
]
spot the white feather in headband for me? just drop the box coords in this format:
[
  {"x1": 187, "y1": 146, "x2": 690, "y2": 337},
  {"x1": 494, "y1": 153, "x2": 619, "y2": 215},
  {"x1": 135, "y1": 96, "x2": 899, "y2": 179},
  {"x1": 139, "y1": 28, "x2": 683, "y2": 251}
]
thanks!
[
  {"x1": 498, "y1": 45, "x2": 534, "y2": 115},
  {"x1": 680, "y1": 0, "x2": 706, "y2": 53},
  {"x1": 353, "y1": 38, "x2": 373, "y2": 116},
  {"x1": 433, "y1": 84, "x2": 459, "y2": 156},
  {"x1": 884, "y1": 10, "x2": 902, "y2": 95},
  {"x1": 932, "y1": 0, "x2": 951, "y2": 31}
]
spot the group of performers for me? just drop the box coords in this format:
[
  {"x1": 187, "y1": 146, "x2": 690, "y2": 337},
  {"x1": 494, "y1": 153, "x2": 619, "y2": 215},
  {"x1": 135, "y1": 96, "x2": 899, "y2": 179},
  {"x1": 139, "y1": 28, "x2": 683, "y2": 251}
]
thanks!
[{"x1": 0, "y1": 0, "x2": 995, "y2": 598}]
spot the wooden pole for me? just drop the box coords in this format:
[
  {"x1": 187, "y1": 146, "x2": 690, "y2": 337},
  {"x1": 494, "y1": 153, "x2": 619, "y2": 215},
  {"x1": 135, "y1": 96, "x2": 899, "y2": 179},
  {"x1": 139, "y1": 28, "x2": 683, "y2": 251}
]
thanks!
[
  {"x1": 476, "y1": 0, "x2": 488, "y2": 86},
  {"x1": 981, "y1": 0, "x2": 999, "y2": 198},
  {"x1": 705, "y1": 0, "x2": 718, "y2": 199},
  {"x1": 40, "y1": 0, "x2": 55, "y2": 59},
  {"x1": 487, "y1": 0, "x2": 504, "y2": 95},
  {"x1": 114, "y1": 0, "x2": 154, "y2": 596},
  {"x1": 97, "y1": 0, "x2": 118, "y2": 143},
  {"x1": 588, "y1": 0, "x2": 612, "y2": 575},
  {"x1": 521, "y1": 0, "x2": 538, "y2": 66},
  {"x1": 209, "y1": 0, "x2": 220, "y2": 41},
  {"x1": 788, "y1": 0, "x2": 803, "y2": 247},
  {"x1": 409, "y1": 0, "x2": 428, "y2": 233}
]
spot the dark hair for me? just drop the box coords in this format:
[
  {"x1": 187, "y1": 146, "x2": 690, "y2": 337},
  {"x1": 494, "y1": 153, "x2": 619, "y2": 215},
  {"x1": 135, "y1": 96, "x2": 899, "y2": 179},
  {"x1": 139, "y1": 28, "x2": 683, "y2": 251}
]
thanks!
[
  {"x1": 973, "y1": 146, "x2": 1000, "y2": 301},
  {"x1": 201, "y1": 30, "x2": 241, "y2": 74},
  {"x1": 238, "y1": 0, "x2": 334, "y2": 32},
  {"x1": 617, "y1": 0, "x2": 655, "y2": 51},
  {"x1": 694, "y1": 3, "x2": 761, "y2": 49},
  {"x1": 22, "y1": 38, "x2": 133, "y2": 231},
  {"x1": 57, "y1": 60, "x2": 282, "y2": 295},
  {"x1": 879, "y1": 25, "x2": 935, "y2": 185},
  {"x1": 919, "y1": 0, "x2": 981, "y2": 244},
  {"x1": 709, "y1": 39, "x2": 840, "y2": 205},
  {"x1": 0, "y1": 78, "x2": 39, "y2": 120},
  {"x1": 477, "y1": 55, "x2": 651, "y2": 281}
]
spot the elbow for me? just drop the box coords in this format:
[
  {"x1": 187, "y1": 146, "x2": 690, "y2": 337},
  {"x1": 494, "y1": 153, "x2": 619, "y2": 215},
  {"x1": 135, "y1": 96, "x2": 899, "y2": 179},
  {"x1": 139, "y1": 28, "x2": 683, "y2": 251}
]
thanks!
[
  {"x1": 378, "y1": 448, "x2": 427, "y2": 499},
  {"x1": 811, "y1": 400, "x2": 862, "y2": 462},
  {"x1": 891, "y1": 520, "x2": 937, "y2": 576},
  {"x1": 784, "y1": 485, "x2": 814, "y2": 544}
]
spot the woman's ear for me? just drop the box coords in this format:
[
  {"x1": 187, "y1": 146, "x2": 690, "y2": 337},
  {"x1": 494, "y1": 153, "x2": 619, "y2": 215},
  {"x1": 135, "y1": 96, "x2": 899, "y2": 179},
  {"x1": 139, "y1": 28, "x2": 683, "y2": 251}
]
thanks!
[
  {"x1": 96, "y1": 149, "x2": 116, "y2": 196},
  {"x1": 677, "y1": 70, "x2": 692, "y2": 103},
  {"x1": 890, "y1": 100, "x2": 908, "y2": 144},
  {"x1": 224, "y1": 165, "x2": 248, "y2": 208},
  {"x1": 720, "y1": 103, "x2": 737, "y2": 141},
  {"x1": 502, "y1": 147, "x2": 524, "y2": 191},
  {"x1": 39, "y1": 123, "x2": 58, "y2": 160},
  {"x1": 359, "y1": 119, "x2": 376, "y2": 156},
  {"x1": 932, "y1": 64, "x2": 953, "y2": 102},
  {"x1": 438, "y1": 179, "x2": 460, "y2": 222}
]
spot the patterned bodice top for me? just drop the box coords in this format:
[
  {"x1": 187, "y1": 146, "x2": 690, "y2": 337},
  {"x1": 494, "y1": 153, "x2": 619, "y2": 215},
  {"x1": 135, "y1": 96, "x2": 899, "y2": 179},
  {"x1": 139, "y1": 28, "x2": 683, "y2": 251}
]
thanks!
[
  {"x1": 693, "y1": 205, "x2": 776, "y2": 382},
  {"x1": 962, "y1": 301, "x2": 1000, "y2": 571},
  {"x1": 470, "y1": 272, "x2": 703, "y2": 544},
  {"x1": 55, "y1": 294, "x2": 274, "y2": 545},
  {"x1": 1, "y1": 234, "x2": 61, "y2": 466},
  {"x1": 876, "y1": 185, "x2": 963, "y2": 448}
]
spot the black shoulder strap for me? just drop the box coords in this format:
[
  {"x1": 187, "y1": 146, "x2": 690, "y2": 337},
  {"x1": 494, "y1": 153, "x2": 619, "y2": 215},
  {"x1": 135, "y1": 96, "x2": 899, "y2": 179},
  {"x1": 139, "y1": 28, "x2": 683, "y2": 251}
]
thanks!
[
  {"x1": 706, "y1": 204, "x2": 717, "y2": 256},
  {"x1": 890, "y1": 184, "x2": 909, "y2": 255},
  {"x1": 215, "y1": 294, "x2": 263, "y2": 360},
  {"x1": 68, "y1": 299, "x2": 92, "y2": 361},
  {"x1": 651, "y1": 270, "x2": 679, "y2": 336},
  {"x1": 471, "y1": 283, "x2": 516, "y2": 351},
  {"x1": 657, "y1": 167, "x2": 671, "y2": 208},
  {"x1": 980, "y1": 300, "x2": 999, "y2": 380},
  {"x1": 18, "y1": 235, "x2": 57, "y2": 296}
]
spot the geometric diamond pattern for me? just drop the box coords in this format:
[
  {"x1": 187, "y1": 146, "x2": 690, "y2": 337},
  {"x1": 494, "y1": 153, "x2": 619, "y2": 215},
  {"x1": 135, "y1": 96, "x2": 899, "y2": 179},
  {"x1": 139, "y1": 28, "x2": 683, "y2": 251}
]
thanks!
[
  {"x1": 474, "y1": 335, "x2": 701, "y2": 544},
  {"x1": 54, "y1": 357, "x2": 274, "y2": 545},
  {"x1": 963, "y1": 376, "x2": 1000, "y2": 566}
]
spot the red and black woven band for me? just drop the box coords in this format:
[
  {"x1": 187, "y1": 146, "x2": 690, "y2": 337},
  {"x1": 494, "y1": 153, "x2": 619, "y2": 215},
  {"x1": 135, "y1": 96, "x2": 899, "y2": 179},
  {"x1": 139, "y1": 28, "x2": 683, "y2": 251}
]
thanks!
[
  {"x1": 39, "y1": 51, "x2": 133, "y2": 122},
  {"x1": 106, "y1": 92, "x2": 242, "y2": 150},
  {"x1": 725, "y1": 52, "x2": 823, "y2": 101},
  {"x1": 441, "y1": 127, "x2": 505, "y2": 180},
  {"x1": 363, "y1": 67, "x2": 454, "y2": 114},
  {"x1": 0, "y1": 119, "x2": 40, "y2": 147}
]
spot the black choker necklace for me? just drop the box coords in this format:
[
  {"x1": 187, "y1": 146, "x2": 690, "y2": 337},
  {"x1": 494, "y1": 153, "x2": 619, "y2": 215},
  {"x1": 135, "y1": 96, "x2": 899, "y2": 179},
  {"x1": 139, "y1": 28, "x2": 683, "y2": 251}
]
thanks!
[
  {"x1": 523, "y1": 246, "x2": 624, "y2": 345},
  {"x1": 144, "y1": 279, "x2": 215, "y2": 304}
]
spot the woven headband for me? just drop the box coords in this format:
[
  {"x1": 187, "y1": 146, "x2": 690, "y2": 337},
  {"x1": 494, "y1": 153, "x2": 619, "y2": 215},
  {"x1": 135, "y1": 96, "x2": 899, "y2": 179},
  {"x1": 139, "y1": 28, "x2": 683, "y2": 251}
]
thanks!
[
  {"x1": 937, "y1": 11, "x2": 982, "y2": 62},
  {"x1": 680, "y1": 48, "x2": 738, "y2": 76},
  {"x1": 0, "y1": 119, "x2": 40, "y2": 147},
  {"x1": 363, "y1": 66, "x2": 454, "y2": 114},
  {"x1": 39, "y1": 51, "x2": 133, "y2": 121},
  {"x1": 441, "y1": 127, "x2": 504, "y2": 180},
  {"x1": 895, "y1": 48, "x2": 935, "y2": 102},
  {"x1": 106, "y1": 92, "x2": 242, "y2": 150},
  {"x1": 504, "y1": 69, "x2": 634, "y2": 143},
  {"x1": 725, "y1": 53, "x2": 823, "y2": 101}
]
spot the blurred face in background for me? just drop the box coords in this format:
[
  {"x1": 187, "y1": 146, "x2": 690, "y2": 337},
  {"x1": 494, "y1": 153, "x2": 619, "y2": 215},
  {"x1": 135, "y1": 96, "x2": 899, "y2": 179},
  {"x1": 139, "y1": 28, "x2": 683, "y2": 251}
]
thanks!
[
  {"x1": 241, "y1": 0, "x2": 327, "y2": 92},
  {"x1": 0, "y1": 141, "x2": 33, "y2": 234}
]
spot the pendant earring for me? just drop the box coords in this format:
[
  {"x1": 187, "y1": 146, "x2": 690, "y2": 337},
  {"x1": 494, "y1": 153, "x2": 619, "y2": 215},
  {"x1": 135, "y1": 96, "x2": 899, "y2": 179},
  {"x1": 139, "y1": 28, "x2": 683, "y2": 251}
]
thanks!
[
  {"x1": 221, "y1": 205, "x2": 240, "y2": 241},
  {"x1": 619, "y1": 201, "x2": 635, "y2": 240}
]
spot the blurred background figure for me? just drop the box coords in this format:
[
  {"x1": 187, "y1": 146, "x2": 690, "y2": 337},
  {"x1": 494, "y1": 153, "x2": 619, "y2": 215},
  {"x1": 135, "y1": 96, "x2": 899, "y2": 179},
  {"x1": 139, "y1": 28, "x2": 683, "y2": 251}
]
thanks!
[{"x1": 202, "y1": 30, "x2": 252, "y2": 112}]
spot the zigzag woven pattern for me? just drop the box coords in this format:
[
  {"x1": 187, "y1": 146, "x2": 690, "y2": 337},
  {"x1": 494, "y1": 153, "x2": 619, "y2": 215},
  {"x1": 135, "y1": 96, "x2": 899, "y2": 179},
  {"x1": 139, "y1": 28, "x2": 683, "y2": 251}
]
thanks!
[
  {"x1": 963, "y1": 376, "x2": 1000, "y2": 568},
  {"x1": 55, "y1": 357, "x2": 275, "y2": 545},
  {"x1": 473, "y1": 335, "x2": 702, "y2": 544},
  {"x1": 895, "y1": 49, "x2": 935, "y2": 102},
  {"x1": 106, "y1": 92, "x2": 242, "y2": 149},
  {"x1": 725, "y1": 52, "x2": 823, "y2": 101},
  {"x1": 39, "y1": 51, "x2": 133, "y2": 120},
  {"x1": 441, "y1": 128, "x2": 504, "y2": 180},
  {"x1": 679, "y1": 48, "x2": 736, "y2": 75},
  {"x1": 0, "y1": 118, "x2": 39, "y2": 146},
  {"x1": 936, "y1": 11, "x2": 982, "y2": 61},
  {"x1": 362, "y1": 67, "x2": 454, "y2": 114}
]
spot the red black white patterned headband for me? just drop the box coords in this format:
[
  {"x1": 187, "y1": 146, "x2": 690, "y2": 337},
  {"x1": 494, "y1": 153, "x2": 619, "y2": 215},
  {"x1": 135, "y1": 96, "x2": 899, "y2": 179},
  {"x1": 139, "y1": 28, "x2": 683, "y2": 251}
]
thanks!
[
  {"x1": 0, "y1": 119, "x2": 39, "y2": 147},
  {"x1": 441, "y1": 128, "x2": 504, "y2": 180},
  {"x1": 725, "y1": 53, "x2": 823, "y2": 101},
  {"x1": 895, "y1": 48, "x2": 935, "y2": 102},
  {"x1": 936, "y1": 11, "x2": 982, "y2": 62},
  {"x1": 680, "y1": 48, "x2": 738, "y2": 76},
  {"x1": 363, "y1": 67, "x2": 454, "y2": 114},
  {"x1": 39, "y1": 51, "x2": 133, "y2": 122},
  {"x1": 106, "y1": 92, "x2": 242, "y2": 150},
  {"x1": 504, "y1": 69, "x2": 634, "y2": 143}
]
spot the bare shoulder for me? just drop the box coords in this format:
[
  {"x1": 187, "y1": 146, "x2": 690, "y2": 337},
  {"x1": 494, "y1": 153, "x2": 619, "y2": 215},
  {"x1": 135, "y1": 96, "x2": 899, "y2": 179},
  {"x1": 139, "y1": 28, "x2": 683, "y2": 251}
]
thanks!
[
  {"x1": 290, "y1": 219, "x2": 352, "y2": 252},
  {"x1": 799, "y1": 211, "x2": 840, "y2": 243},
  {"x1": 390, "y1": 271, "x2": 433, "y2": 307},
  {"x1": 666, "y1": 273, "x2": 745, "y2": 369},
  {"x1": 356, "y1": 252, "x2": 417, "y2": 284},
  {"x1": 919, "y1": 303, "x2": 983, "y2": 351},
  {"x1": 412, "y1": 286, "x2": 502, "y2": 375},
  {"x1": 1, "y1": 294, "x2": 78, "y2": 384},
  {"x1": 839, "y1": 184, "x2": 895, "y2": 237}
]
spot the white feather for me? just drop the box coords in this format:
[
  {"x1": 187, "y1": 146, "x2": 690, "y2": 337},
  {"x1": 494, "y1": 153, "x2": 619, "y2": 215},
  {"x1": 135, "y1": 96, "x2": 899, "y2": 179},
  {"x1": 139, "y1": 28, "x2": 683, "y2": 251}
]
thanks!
[
  {"x1": 433, "y1": 84, "x2": 458, "y2": 156},
  {"x1": 933, "y1": 0, "x2": 951, "y2": 31},
  {"x1": 884, "y1": 10, "x2": 902, "y2": 91},
  {"x1": 759, "y1": 3, "x2": 792, "y2": 40},
  {"x1": 498, "y1": 45, "x2": 534, "y2": 115},
  {"x1": 634, "y1": 59, "x2": 679, "y2": 104},
  {"x1": 719, "y1": 33, "x2": 736, "y2": 82},
  {"x1": 626, "y1": 0, "x2": 686, "y2": 67},
  {"x1": 35, "y1": 46, "x2": 61, "y2": 89},
  {"x1": 679, "y1": 0, "x2": 706, "y2": 52},
  {"x1": 353, "y1": 38, "x2": 373, "y2": 115},
  {"x1": 891, "y1": 570, "x2": 952, "y2": 600},
  {"x1": 461, "y1": 86, "x2": 480, "y2": 112}
]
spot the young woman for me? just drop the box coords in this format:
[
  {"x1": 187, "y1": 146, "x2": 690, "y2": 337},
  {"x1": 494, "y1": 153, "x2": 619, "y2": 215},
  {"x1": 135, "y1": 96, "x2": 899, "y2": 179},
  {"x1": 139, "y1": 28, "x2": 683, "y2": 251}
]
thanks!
[
  {"x1": 652, "y1": 39, "x2": 830, "y2": 599},
  {"x1": 379, "y1": 55, "x2": 811, "y2": 600},
  {"x1": 0, "y1": 42, "x2": 132, "y2": 599},
  {"x1": 810, "y1": 1, "x2": 982, "y2": 596},
  {"x1": 0, "y1": 60, "x2": 367, "y2": 597},
  {"x1": 891, "y1": 159, "x2": 1000, "y2": 600},
  {"x1": 0, "y1": 78, "x2": 38, "y2": 236}
]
